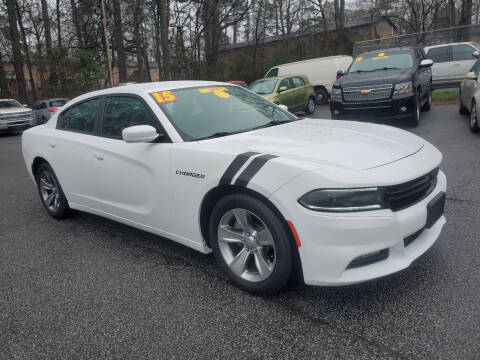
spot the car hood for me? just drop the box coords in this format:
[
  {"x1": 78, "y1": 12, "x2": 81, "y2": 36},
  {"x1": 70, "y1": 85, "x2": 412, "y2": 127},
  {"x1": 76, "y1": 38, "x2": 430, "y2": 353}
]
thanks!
[
  {"x1": 203, "y1": 118, "x2": 424, "y2": 171},
  {"x1": 0, "y1": 107, "x2": 32, "y2": 114},
  {"x1": 339, "y1": 68, "x2": 412, "y2": 87}
]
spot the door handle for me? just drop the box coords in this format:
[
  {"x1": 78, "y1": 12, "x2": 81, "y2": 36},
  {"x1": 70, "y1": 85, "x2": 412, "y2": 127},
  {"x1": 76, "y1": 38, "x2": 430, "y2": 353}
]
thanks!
[
  {"x1": 48, "y1": 141, "x2": 56, "y2": 148},
  {"x1": 93, "y1": 153, "x2": 104, "y2": 160}
]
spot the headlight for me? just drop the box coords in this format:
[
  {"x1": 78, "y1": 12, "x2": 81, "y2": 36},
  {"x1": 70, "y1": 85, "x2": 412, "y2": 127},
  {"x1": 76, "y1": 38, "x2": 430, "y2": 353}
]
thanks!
[
  {"x1": 393, "y1": 81, "x2": 412, "y2": 96},
  {"x1": 331, "y1": 88, "x2": 342, "y2": 100},
  {"x1": 298, "y1": 187, "x2": 384, "y2": 212}
]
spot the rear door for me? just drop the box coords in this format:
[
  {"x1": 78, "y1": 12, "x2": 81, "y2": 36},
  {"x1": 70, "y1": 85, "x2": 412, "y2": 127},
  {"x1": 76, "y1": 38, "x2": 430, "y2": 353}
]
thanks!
[
  {"x1": 426, "y1": 46, "x2": 450, "y2": 84},
  {"x1": 450, "y1": 44, "x2": 479, "y2": 82}
]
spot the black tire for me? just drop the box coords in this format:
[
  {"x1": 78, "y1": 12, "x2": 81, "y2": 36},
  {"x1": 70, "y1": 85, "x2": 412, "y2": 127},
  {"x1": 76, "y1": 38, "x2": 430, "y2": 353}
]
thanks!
[
  {"x1": 305, "y1": 96, "x2": 316, "y2": 115},
  {"x1": 470, "y1": 101, "x2": 479, "y2": 133},
  {"x1": 209, "y1": 193, "x2": 293, "y2": 294},
  {"x1": 409, "y1": 91, "x2": 420, "y2": 127},
  {"x1": 459, "y1": 90, "x2": 468, "y2": 115},
  {"x1": 421, "y1": 88, "x2": 432, "y2": 111},
  {"x1": 36, "y1": 163, "x2": 72, "y2": 219},
  {"x1": 315, "y1": 87, "x2": 329, "y2": 105}
]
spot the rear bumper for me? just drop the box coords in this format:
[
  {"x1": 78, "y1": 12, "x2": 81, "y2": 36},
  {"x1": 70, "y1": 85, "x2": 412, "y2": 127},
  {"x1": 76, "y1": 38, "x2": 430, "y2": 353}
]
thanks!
[{"x1": 330, "y1": 93, "x2": 415, "y2": 121}]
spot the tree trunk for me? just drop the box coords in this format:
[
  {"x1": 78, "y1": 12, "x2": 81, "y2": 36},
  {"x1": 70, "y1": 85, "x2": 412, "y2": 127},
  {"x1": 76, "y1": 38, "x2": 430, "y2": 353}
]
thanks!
[
  {"x1": 133, "y1": 1, "x2": 145, "y2": 82},
  {"x1": 56, "y1": 0, "x2": 62, "y2": 47},
  {"x1": 100, "y1": 0, "x2": 113, "y2": 87},
  {"x1": 16, "y1": 3, "x2": 37, "y2": 101},
  {"x1": 318, "y1": 0, "x2": 329, "y2": 55},
  {"x1": 41, "y1": 0, "x2": 57, "y2": 89},
  {"x1": 159, "y1": 0, "x2": 170, "y2": 80},
  {"x1": 113, "y1": 0, "x2": 128, "y2": 83},
  {"x1": 203, "y1": 0, "x2": 220, "y2": 78},
  {"x1": 0, "y1": 50, "x2": 10, "y2": 98},
  {"x1": 6, "y1": 0, "x2": 27, "y2": 102},
  {"x1": 141, "y1": 26, "x2": 152, "y2": 82},
  {"x1": 70, "y1": 0, "x2": 83, "y2": 47}
]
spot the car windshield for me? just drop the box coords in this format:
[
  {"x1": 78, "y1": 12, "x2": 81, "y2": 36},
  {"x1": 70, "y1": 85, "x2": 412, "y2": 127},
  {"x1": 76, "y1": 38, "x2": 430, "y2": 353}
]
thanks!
[
  {"x1": 154, "y1": 85, "x2": 296, "y2": 141},
  {"x1": 348, "y1": 52, "x2": 413, "y2": 73},
  {"x1": 249, "y1": 80, "x2": 278, "y2": 94},
  {"x1": 0, "y1": 100, "x2": 22, "y2": 108}
]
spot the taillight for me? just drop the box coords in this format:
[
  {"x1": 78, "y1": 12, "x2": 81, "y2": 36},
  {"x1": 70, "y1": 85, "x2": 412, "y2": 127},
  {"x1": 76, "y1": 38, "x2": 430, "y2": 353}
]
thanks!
[
  {"x1": 48, "y1": 107, "x2": 58, "y2": 113},
  {"x1": 336, "y1": 75, "x2": 341, "y2": 80}
]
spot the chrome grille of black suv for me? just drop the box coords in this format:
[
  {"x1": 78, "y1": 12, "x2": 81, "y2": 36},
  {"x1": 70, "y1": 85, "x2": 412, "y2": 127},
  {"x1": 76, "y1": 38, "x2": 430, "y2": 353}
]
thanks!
[
  {"x1": 384, "y1": 168, "x2": 439, "y2": 211},
  {"x1": 342, "y1": 84, "x2": 393, "y2": 102}
]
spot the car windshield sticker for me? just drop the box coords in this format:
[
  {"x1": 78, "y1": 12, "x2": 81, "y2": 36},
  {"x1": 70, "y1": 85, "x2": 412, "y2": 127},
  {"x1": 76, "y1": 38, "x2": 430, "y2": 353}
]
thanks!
[
  {"x1": 373, "y1": 52, "x2": 389, "y2": 60},
  {"x1": 355, "y1": 56, "x2": 363, "y2": 62},
  {"x1": 151, "y1": 91, "x2": 178, "y2": 104},
  {"x1": 198, "y1": 87, "x2": 230, "y2": 99}
]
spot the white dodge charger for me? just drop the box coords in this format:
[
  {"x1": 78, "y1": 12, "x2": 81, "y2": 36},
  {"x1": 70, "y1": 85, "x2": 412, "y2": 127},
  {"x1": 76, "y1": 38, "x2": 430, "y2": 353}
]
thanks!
[{"x1": 22, "y1": 81, "x2": 446, "y2": 293}]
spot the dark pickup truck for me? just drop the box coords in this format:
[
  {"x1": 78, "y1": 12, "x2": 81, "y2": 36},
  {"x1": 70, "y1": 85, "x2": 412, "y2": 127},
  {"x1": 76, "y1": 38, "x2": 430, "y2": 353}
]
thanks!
[{"x1": 330, "y1": 47, "x2": 434, "y2": 126}]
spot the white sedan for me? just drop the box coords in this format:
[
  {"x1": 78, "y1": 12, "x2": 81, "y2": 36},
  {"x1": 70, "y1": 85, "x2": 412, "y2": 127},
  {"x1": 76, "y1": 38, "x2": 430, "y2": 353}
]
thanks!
[{"x1": 22, "y1": 81, "x2": 447, "y2": 293}]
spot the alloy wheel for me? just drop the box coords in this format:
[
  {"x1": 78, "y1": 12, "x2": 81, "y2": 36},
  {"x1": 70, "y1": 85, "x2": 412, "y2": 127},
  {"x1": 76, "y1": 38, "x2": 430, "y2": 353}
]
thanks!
[
  {"x1": 217, "y1": 208, "x2": 276, "y2": 282},
  {"x1": 39, "y1": 171, "x2": 60, "y2": 211},
  {"x1": 308, "y1": 98, "x2": 315, "y2": 113},
  {"x1": 471, "y1": 103, "x2": 477, "y2": 129}
]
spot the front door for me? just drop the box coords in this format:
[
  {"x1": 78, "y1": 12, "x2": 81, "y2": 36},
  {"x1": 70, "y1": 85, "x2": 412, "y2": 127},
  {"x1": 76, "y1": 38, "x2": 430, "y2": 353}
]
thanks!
[
  {"x1": 276, "y1": 78, "x2": 297, "y2": 111},
  {"x1": 450, "y1": 44, "x2": 479, "y2": 82},
  {"x1": 86, "y1": 95, "x2": 175, "y2": 231}
]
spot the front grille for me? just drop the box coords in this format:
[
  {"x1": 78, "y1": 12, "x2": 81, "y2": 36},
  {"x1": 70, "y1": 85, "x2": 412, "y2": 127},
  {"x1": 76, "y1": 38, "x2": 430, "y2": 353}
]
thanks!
[
  {"x1": 343, "y1": 84, "x2": 393, "y2": 102},
  {"x1": 0, "y1": 112, "x2": 34, "y2": 123},
  {"x1": 384, "y1": 168, "x2": 439, "y2": 211}
]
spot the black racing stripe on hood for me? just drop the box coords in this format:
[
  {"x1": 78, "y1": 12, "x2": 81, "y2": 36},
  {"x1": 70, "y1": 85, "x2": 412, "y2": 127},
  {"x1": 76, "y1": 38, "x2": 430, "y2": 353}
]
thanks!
[
  {"x1": 219, "y1": 151, "x2": 260, "y2": 186},
  {"x1": 234, "y1": 154, "x2": 278, "y2": 187}
]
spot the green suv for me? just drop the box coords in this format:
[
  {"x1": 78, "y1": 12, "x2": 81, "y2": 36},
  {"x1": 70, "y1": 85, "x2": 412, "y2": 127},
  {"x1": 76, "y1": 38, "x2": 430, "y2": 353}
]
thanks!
[{"x1": 249, "y1": 75, "x2": 316, "y2": 114}]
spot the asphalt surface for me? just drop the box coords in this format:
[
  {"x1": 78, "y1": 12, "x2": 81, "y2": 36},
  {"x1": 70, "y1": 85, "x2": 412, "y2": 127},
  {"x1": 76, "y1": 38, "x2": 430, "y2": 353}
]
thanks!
[{"x1": 1, "y1": 104, "x2": 479, "y2": 359}]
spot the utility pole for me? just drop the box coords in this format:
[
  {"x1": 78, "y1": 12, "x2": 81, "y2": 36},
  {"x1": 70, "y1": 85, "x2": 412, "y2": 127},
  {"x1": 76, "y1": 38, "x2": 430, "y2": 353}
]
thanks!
[{"x1": 101, "y1": 0, "x2": 114, "y2": 87}]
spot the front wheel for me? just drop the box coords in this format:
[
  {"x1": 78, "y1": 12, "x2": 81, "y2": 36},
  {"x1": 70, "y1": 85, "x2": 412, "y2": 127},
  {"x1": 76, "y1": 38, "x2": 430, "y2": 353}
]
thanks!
[
  {"x1": 470, "y1": 101, "x2": 479, "y2": 133},
  {"x1": 209, "y1": 194, "x2": 293, "y2": 294},
  {"x1": 409, "y1": 91, "x2": 420, "y2": 127},
  {"x1": 305, "y1": 96, "x2": 315, "y2": 115},
  {"x1": 421, "y1": 88, "x2": 432, "y2": 111}
]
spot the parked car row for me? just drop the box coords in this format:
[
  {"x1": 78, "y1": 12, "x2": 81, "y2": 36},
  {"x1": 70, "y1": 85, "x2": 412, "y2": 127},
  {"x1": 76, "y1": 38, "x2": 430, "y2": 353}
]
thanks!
[{"x1": 459, "y1": 59, "x2": 480, "y2": 133}]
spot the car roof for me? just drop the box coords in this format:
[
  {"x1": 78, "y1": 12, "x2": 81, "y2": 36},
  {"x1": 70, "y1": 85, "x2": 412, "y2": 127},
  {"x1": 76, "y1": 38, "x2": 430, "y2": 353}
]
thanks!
[
  {"x1": 38, "y1": 98, "x2": 70, "y2": 102},
  {"x1": 254, "y1": 75, "x2": 305, "y2": 81},
  {"x1": 70, "y1": 81, "x2": 227, "y2": 104},
  {"x1": 0, "y1": 99, "x2": 17, "y2": 102},
  {"x1": 424, "y1": 42, "x2": 477, "y2": 50}
]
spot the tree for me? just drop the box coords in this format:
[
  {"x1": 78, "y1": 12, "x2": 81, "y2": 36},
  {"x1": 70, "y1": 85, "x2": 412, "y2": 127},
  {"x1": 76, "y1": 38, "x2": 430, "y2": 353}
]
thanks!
[
  {"x1": 40, "y1": 0, "x2": 57, "y2": 89},
  {"x1": 5, "y1": 0, "x2": 27, "y2": 102},
  {"x1": 16, "y1": 1, "x2": 37, "y2": 100},
  {"x1": 159, "y1": 0, "x2": 171, "y2": 79},
  {"x1": 0, "y1": 49, "x2": 11, "y2": 98},
  {"x1": 112, "y1": 0, "x2": 128, "y2": 83}
]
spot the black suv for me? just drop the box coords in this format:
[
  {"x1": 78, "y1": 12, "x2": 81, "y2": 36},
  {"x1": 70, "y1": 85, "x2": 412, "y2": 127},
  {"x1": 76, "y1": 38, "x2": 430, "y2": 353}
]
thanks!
[{"x1": 330, "y1": 47, "x2": 433, "y2": 126}]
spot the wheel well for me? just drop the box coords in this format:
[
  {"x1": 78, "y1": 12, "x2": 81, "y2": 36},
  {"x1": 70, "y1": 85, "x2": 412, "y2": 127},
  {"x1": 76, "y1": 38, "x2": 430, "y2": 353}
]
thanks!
[
  {"x1": 313, "y1": 85, "x2": 328, "y2": 94},
  {"x1": 200, "y1": 185, "x2": 304, "y2": 283},
  {"x1": 32, "y1": 157, "x2": 48, "y2": 181}
]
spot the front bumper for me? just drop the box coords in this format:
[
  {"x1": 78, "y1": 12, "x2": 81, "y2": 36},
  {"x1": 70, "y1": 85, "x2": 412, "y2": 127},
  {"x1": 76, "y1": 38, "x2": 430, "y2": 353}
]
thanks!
[
  {"x1": 330, "y1": 93, "x2": 415, "y2": 121},
  {"x1": 283, "y1": 170, "x2": 447, "y2": 286},
  {"x1": 0, "y1": 118, "x2": 34, "y2": 131}
]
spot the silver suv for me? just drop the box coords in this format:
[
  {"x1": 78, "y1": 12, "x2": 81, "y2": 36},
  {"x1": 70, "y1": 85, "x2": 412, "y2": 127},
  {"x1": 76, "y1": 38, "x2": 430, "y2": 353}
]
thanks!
[
  {"x1": 0, "y1": 99, "x2": 34, "y2": 133},
  {"x1": 424, "y1": 42, "x2": 480, "y2": 87}
]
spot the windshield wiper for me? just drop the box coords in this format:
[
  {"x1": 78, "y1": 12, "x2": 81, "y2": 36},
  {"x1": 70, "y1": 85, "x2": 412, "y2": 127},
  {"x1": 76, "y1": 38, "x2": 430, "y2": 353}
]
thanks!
[
  {"x1": 197, "y1": 131, "x2": 241, "y2": 140},
  {"x1": 378, "y1": 67, "x2": 401, "y2": 70},
  {"x1": 250, "y1": 119, "x2": 290, "y2": 131}
]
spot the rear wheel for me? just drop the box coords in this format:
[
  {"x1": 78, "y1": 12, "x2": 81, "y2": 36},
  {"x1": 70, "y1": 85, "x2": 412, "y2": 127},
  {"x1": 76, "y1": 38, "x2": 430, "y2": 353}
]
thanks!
[
  {"x1": 305, "y1": 96, "x2": 315, "y2": 115},
  {"x1": 209, "y1": 194, "x2": 293, "y2": 294},
  {"x1": 470, "y1": 101, "x2": 479, "y2": 133},
  {"x1": 315, "y1": 87, "x2": 329, "y2": 105},
  {"x1": 36, "y1": 163, "x2": 71, "y2": 219}
]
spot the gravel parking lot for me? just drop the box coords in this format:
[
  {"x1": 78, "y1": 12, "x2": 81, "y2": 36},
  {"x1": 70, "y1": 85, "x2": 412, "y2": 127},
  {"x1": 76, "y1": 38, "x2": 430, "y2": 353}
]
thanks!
[{"x1": 1, "y1": 104, "x2": 479, "y2": 359}]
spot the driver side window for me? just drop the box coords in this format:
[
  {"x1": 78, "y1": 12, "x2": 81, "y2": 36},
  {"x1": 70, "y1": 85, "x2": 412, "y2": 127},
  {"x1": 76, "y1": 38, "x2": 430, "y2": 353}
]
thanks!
[
  {"x1": 279, "y1": 78, "x2": 291, "y2": 90},
  {"x1": 102, "y1": 96, "x2": 159, "y2": 139}
]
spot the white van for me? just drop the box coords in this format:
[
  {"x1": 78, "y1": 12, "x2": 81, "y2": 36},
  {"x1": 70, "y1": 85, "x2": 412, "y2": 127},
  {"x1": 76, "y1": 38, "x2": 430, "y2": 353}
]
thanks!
[
  {"x1": 265, "y1": 55, "x2": 353, "y2": 104},
  {"x1": 424, "y1": 42, "x2": 480, "y2": 87}
]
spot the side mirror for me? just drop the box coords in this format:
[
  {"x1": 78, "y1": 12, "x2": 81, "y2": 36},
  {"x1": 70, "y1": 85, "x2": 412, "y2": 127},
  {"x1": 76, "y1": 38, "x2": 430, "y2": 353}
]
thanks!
[
  {"x1": 420, "y1": 59, "x2": 434, "y2": 67},
  {"x1": 278, "y1": 86, "x2": 288, "y2": 92},
  {"x1": 336, "y1": 70, "x2": 344, "y2": 79},
  {"x1": 465, "y1": 71, "x2": 478, "y2": 80},
  {"x1": 277, "y1": 104, "x2": 289, "y2": 112},
  {"x1": 122, "y1": 125, "x2": 159, "y2": 143},
  {"x1": 23, "y1": 104, "x2": 28, "y2": 107},
  {"x1": 473, "y1": 50, "x2": 480, "y2": 58}
]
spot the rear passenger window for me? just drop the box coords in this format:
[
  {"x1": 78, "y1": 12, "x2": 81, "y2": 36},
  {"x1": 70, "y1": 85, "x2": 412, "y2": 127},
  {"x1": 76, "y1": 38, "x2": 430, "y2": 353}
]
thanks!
[
  {"x1": 102, "y1": 96, "x2": 158, "y2": 139},
  {"x1": 57, "y1": 98, "x2": 101, "y2": 134},
  {"x1": 292, "y1": 77, "x2": 305, "y2": 88},
  {"x1": 452, "y1": 44, "x2": 477, "y2": 61},
  {"x1": 427, "y1": 47, "x2": 449, "y2": 63}
]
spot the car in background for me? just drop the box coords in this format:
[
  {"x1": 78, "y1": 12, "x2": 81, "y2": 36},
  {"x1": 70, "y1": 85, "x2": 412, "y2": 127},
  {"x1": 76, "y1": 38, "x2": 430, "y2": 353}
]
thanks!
[
  {"x1": 249, "y1": 75, "x2": 316, "y2": 115},
  {"x1": 424, "y1": 42, "x2": 480, "y2": 88},
  {"x1": 330, "y1": 47, "x2": 433, "y2": 126},
  {"x1": 458, "y1": 60, "x2": 480, "y2": 133},
  {"x1": 32, "y1": 98, "x2": 70, "y2": 125},
  {"x1": 0, "y1": 99, "x2": 35, "y2": 133},
  {"x1": 225, "y1": 80, "x2": 248, "y2": 88},
  {"x1": 265, "y1": 55, "x2": 353, "y2": 104}
]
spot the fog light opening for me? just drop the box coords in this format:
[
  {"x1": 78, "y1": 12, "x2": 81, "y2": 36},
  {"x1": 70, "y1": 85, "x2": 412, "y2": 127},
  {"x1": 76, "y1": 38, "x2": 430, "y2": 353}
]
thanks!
[
  {"x1": 346, "y1": 248, "x2": 389, "y2": 269},
  {"x1": 400, "y1": 106, "x2": 407, "y2": 113},
  {"x1": 334, "y1": 110, "x2": 340, "y2": 115}
]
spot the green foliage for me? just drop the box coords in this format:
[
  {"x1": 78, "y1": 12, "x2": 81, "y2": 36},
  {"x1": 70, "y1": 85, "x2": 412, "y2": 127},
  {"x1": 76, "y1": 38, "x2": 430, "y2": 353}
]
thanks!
[{"x1": 71, "y1": 48, "x2": 106, "y2": 90}]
